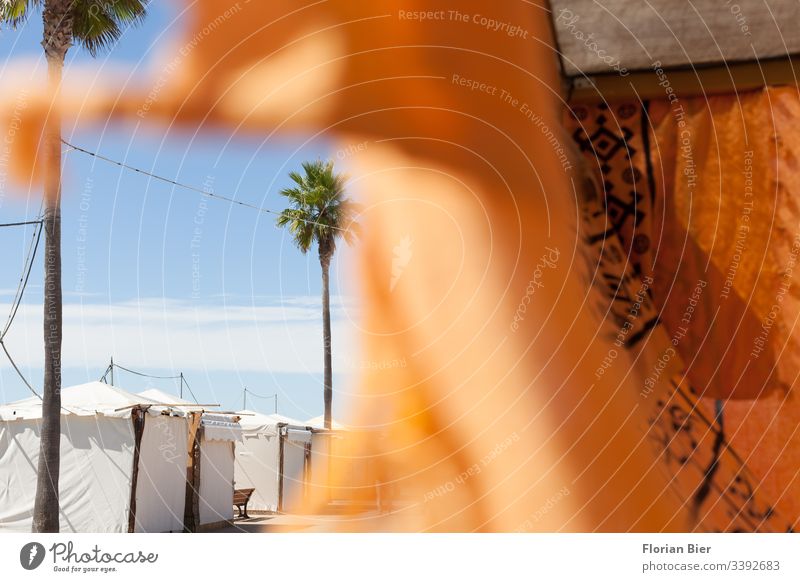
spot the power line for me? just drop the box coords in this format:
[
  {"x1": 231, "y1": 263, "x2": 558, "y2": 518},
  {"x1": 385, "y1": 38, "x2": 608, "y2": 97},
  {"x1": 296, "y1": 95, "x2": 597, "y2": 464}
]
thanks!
[
  {"x1": 180, "y1": 375, "x2": 200, "y2": 405},
  {"x1": 243, "y1": 387, "x2": 278, "y2": 413},
  {"x1": 0, "y1": 205, "x2": 51, "y2": 408},
  {"x1": 0, "y1": 340, "x2": 82, "y2": 415},
  {"x1": 101, "y1": 360, "x2": 199, "y2": 404},
  {"x1": 0, "y1": 340, "x2": 42, "y2": 401},
  {"x1": 62, "y1": 139, "x2": 351, "y2": 233},
  {"x1": 0, "y1": 220, "x2": 42, "y2": 228},
  {"x1": 108, "y1": 361, "x2": 182, "y2": 380},
  {"x1": 1, "y1": 220, "x2": 43, "y2": 341},
  {"x1": 0, "y1": 217, "x2": 44, "y2": 401},
  {"x1": 244, "y1": 387, "x2": 278, "y2": 399}
]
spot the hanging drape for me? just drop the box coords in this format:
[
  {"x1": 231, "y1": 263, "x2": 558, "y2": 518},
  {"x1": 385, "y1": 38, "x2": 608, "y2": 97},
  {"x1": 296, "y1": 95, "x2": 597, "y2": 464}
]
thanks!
[{"x1": 566, "y1": 87, "x2": 800, "y2": 532}]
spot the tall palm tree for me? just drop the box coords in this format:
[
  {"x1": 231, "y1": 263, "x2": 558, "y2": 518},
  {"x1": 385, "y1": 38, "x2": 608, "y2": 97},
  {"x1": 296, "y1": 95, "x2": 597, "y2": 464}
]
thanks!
[
  {"x1": 1, "y1": 0, "x2": 148, "y2": 532},
  {"x1": 277, "y1": 160, "x2": 357, "y2": 429}
]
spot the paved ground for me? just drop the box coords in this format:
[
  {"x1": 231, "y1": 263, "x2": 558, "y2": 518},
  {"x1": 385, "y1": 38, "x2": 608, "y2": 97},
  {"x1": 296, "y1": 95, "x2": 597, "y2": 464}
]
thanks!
[
  {"x1": 212, "y1": 514, "x2": 342, "y2": 533},
  {"x1": 211, "y1": 507, "x2": 415, "y2": 533}
]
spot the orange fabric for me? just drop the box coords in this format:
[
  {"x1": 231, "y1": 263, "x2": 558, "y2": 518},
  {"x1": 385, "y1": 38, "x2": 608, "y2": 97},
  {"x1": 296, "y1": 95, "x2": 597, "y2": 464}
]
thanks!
[
  {"x1": 649, "y1": 89, "x2": 800, "y2": 402},
  {"x1": 649, "y1": 88, "x2": 800, "y2": 529},
  {"x1": 566, "y1": 91, "x2": 800, "y2": 531}
]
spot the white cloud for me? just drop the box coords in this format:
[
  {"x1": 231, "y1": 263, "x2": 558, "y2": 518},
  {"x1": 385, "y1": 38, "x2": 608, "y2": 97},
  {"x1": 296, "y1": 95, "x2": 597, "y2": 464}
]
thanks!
[{"x1": 0, "y1": 296, "x2": 359, "y2": 375}]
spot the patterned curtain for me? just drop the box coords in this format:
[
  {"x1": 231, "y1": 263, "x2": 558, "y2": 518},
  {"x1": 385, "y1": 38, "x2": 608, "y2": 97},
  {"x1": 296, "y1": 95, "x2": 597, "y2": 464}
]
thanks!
[{"x1": 566, "y1": 89, "x2": 800, "y2": 532}]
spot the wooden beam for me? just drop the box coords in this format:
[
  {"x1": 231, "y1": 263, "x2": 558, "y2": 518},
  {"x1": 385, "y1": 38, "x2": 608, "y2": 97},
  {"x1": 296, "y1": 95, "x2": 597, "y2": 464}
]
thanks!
[
  {"x1": 277, "y1": 426, "x2": 285, "y2": 513},
  {"x1": 113, "y1": 403, "x2": 221, "y2": 412},
  {"x1": 568, "y1": 55, "x2": 800, "y2": 103},
  {"x1": 183, "y1": 412, "x2": 203, "y2": 533},
  {"x1": 127, "y1": 408, "x2": 145, "y2": 533}
]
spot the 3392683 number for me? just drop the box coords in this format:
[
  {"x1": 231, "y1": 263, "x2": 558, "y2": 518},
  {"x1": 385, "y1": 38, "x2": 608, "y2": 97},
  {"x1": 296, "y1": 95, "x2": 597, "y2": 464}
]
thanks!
[{"x1": 730, "y1": 560, "x2": 780, "y2": 571}]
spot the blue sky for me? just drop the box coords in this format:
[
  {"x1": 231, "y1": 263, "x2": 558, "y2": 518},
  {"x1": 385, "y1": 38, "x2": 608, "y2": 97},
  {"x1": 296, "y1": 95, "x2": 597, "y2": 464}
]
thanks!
[{"x1": 0, "y1": 3, "x2": 360, "y2": 421}]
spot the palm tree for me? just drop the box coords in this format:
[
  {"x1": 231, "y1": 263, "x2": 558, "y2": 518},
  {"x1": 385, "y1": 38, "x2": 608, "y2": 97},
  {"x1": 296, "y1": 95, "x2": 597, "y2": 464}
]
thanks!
[
  {"x1": 1, "y1": 0, "x2": 148, "y2": 532},
  {"x1": 277, "y1": 160, "x2": 357, "y2": 429}
]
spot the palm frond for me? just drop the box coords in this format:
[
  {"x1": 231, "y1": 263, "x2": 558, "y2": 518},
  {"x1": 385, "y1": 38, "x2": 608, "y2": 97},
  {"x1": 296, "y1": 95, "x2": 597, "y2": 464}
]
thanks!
[
  {"x1": 276, "y1": 159, "x2": 359, "y2": 257},
  {"x1": 2, "y1": 0, "x2": 147, "y2": 54},
  {"x1": 287, "y1": 170, "x2": 306, "y2": 190},
  {"x1": 0, "y1": 0, "x2": 40, "y2": 28},
  {"x1": 71, "y1": 0, "x2": 148, "y2": 56},
  {"x1": 102, "y1": 0, "x2": 147, "y2": 23},
  {"x1": 276, "y1": 208, "x2": 315, "y2": 253},
  {"x1": 279, "y1": 185, "x2": 313, "y2": 209}
]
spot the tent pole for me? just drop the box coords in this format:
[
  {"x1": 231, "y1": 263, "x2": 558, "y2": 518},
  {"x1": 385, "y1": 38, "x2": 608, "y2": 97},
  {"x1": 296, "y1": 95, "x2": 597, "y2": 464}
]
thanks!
[
  {"x1": 274, "y1": 394, "x2": 277, "y2": 414},
  {"x1": 127, "y1": 408, "x2": 145, "y2": 532},
  {"x1": 278, "y1": 425, "x2": 285, "y2": 512},
  {"x1": 180, "y1": 373, "x2": 184, "y2": 399},
  {"x1": 110, "y1": 356, "x2": 114, "y2": 386}
]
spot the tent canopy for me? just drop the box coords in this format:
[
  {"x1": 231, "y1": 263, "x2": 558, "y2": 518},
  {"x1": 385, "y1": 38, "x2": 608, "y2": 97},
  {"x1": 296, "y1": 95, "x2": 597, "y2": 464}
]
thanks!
[
  {"x1": 0, "y1": 382, "x2": 188, "y2": 532},
  {"x1": 0, "y1": 381, "x2": 162, "y2": 420},
  {"x1": 138, "y1": 390, "x2": 241, "y2": 442},
  {"x1": 201, "y1": 414, "x2": 242, "y2": 443},
  {"x1": 137, "y1": 388, "x2": 204, "y2": 412},
  {"x1": 237, "y1": 409, "x2": 305, "y2": 433}
]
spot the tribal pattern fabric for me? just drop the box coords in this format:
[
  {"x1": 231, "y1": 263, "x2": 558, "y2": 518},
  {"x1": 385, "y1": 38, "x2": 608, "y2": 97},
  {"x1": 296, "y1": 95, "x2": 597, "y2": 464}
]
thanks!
[{"x1": 565, "y1": 97, "x2": 799, "y2": 532}]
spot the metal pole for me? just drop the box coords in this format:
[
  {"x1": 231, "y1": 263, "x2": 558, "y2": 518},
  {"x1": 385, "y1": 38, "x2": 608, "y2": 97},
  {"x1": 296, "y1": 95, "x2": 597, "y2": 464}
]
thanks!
[
  {"x1": 180, "y1": 373, "x2": 184, "y2": 399},
  {"x1": 243, "y1": 387, "x2": 247, "y2": 411},
  {"x1": 274, "y1": 394, "x2": 277, "y2": 414},
  {"x1": 110, "y1": 356, "x2": 114, "y2": 386}
]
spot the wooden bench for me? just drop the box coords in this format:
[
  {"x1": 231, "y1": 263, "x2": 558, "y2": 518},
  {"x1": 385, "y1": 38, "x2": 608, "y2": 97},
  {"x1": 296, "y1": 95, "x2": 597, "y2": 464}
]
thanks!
[{"x1": 233, "y1": 488, "x2": 256, "y2": 519}]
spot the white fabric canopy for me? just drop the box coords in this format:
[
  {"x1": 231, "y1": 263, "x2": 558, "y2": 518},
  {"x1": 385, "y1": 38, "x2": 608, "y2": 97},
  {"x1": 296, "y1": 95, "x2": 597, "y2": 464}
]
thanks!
[
  {"x1": 201, "y1": 414, "x2": 242, "y2": 443},
  {"x1": 234, "y1": 411, "x2": 283, "y2": 512},
  {"x1": 0, "y1": 382, "x2": 187, "y2": 532},
  {"x1": 234, "y1": 410, "x2": 313, "y2": 512},
  {"x1": 0, "y1": 381, "x2": 163, "y2": 420},
  {"x1": 137, "y1": 388, "x2": 203, "y2": 412},
  {"x1": 281, "y1": 429, "x2": 312, "y2": 513},
  {"x1": 0, "y1": 415, "x2": 133, "y2": 532},
  {"x1": 267, "y1": 413, "x2": 305, "y2": 426},
  {"x1": 133, "y1": 414, "x2": 189, "y2": 533},
  {"x1": 137, "y1": 390, "x2": 241, "y2": 442},
  {"x1": 238, "y1": 410, "x2": 304, "y2": 432},
  {"x1": 137, "y1": 390, "x2": 240, "y2": 527},
  {"x1": 198, "y1": 439, "x2": 235, "y2": 525}
]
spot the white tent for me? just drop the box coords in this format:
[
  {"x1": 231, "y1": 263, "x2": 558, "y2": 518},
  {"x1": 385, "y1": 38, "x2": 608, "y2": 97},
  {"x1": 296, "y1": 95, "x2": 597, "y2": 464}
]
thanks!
[
  {"x1": 138, "y1": 389, "x2": 241, "y2": 530},
  {"x1": 234, "y1": 410, "x2": 313, "y2": 513},
  {"x1": 269, "y1": 413, "x2": 305, "y2": 425},
  {"x1": 195, "y1": 413, "x2": 241, "y2": 528},
  {"x1": 0, "y1": 382, "x2": 188, "y2": 533}
]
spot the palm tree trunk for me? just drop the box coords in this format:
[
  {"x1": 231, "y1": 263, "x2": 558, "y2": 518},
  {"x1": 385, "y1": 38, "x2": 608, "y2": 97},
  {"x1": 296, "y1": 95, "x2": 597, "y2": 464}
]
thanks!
[
  {"x1": 32, "y1": 1, "x2": 70, "y2": 533},
  {"x1": 320, "y1": 253, "x2": 333, "y2": 430}
]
